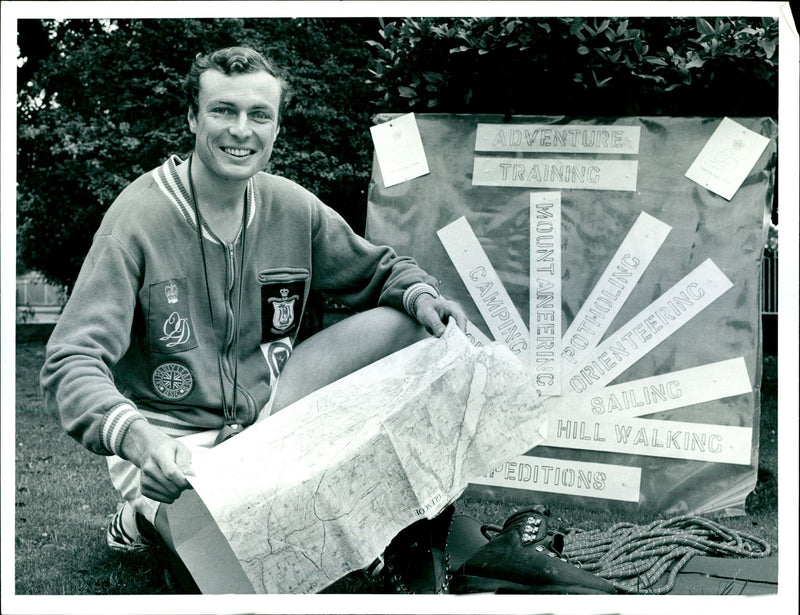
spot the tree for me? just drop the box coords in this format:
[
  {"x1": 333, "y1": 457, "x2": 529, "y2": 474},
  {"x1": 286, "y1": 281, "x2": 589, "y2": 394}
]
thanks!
[
  {"x1": 17, "y1": 18, "x2": 379, "y2": 291},
  {"x1": 367, "y1": 16, "x2": 778, "y2": 117}
]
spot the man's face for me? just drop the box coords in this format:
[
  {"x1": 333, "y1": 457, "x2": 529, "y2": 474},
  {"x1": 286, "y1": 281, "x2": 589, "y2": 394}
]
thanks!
[{"x1": 188, "y1": 69, "x2": 281, "y2": 184}]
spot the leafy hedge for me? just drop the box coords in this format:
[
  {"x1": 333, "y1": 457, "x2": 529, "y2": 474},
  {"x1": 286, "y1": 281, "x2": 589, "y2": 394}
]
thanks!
[{"x1": 367, "y1": 16, "x2": 778, "y2": 117}]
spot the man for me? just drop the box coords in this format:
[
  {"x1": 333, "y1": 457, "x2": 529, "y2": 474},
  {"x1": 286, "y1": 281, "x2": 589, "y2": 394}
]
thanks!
[{"x1": 41, "y1": 46, "x2": 466, "y2": 591}]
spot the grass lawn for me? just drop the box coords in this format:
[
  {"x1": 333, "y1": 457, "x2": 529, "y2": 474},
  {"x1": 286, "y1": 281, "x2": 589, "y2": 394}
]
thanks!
[{"x1": 13, "y1": 339, "x2": 778, "y2": 595}]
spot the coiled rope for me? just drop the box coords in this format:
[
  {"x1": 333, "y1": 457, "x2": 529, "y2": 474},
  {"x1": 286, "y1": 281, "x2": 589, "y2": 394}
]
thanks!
[{"x1": 562, "y1": 514, "x2": 771, "y2": 594}]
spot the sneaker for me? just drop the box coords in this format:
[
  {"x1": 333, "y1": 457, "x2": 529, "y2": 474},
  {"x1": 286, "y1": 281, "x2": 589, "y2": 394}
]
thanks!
[{"x1": 105, "y1": 503, "x2": 155, "y2": 553}]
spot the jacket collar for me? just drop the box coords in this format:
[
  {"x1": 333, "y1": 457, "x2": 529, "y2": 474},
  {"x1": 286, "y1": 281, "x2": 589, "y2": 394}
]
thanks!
[{"x1": 152, "y1": 155, "x2": 256, "y2": 243}]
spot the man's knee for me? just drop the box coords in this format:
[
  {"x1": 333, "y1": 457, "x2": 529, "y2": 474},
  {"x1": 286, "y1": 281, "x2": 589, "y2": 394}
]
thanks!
[
  {"x1": 271, "y1": 307, "x2": 429, "y2": 413},
  {"x1": 302, "y1": 306, "x2": 428, "y2": 358},
  {"x1": 363, "y1": 305, "x2": 430, "y2": 348}
]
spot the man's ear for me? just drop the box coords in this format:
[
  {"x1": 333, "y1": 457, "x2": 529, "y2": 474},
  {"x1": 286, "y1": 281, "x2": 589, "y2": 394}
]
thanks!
[{"x1": 187, "y1": 108, "x2": 197, "y2": 134}]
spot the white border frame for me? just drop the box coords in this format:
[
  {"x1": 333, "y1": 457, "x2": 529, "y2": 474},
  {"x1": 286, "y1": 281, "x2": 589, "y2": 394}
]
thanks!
[{"x1": 2, "y1": 3, "x2": 797, "y2": 614}]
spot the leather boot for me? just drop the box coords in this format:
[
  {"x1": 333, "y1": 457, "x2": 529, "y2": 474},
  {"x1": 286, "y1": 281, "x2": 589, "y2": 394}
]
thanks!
[
  {"x1": 382, "y1": 505, "x2": 455, "y2": 593},
  {"x1": 450, "y1": 505, "x2": 615, "y2": 594}
]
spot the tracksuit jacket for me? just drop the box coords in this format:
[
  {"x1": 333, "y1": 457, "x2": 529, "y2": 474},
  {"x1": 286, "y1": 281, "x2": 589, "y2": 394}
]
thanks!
[{"x1": 41, "y1": 156, "x2": 438, "y2": 457}]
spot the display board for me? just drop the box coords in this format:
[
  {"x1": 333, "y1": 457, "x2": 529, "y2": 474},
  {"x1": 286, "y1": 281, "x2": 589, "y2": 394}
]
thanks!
[{"x1": 365, "y1": 114, "x2": 777, "y2": 515}]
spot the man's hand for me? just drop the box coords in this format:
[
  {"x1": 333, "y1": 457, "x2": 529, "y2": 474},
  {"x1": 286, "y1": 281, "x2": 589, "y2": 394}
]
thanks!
[
  {"x1": 119, "y1": 419, "x2": 193, "y2": 504},
  {"x1": 413, "y1": 294, "x2": 468, "y2": 337}
]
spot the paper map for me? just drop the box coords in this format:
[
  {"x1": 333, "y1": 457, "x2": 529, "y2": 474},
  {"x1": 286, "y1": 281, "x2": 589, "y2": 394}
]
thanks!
[{"x1": 182, "y1": 322, "x2": 546, "y2": 593}]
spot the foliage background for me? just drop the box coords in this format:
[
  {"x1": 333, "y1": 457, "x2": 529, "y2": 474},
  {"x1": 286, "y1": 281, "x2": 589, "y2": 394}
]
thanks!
[
  {"x1": 17, "y1": 16, "x2": 778, "y2": 329},
  {"x1": 367, "y1": 16, "x2": 778, "y2": 116}
]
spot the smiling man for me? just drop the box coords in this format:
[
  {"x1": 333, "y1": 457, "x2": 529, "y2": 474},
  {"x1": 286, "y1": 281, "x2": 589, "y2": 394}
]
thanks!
[{"x1": 41, "y1": 46, "x2": 466, "y2": 593}]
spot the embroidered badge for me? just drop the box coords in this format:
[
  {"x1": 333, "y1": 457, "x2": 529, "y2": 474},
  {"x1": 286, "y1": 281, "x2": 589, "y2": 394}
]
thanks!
[
  {"x1": 149, "y1": 278, "x2": 198, "y2": 354},
  {"x1": 164, "y1": 279, "x2": 179, "y2": 304},
  {"x1": 151, "y1": 361, "x2": 194, "y2": 401},
  {"x1": 259, "y1": 272, "x2": 307, "y2": 344},
  {"x1": 159, "y1": 311, "x2": 192, "y2": 348},
  {"x1": 268, "y1": 288, "x2": 300, "y2": 334},
  {"x1": 268, "y1": 340, "x2": 292, "y2": 380}
]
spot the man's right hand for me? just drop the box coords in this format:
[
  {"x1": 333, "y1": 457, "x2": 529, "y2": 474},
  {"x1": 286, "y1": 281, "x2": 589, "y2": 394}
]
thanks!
[{"x1": 119, "y1": 419, "x2": 193, "y2": 503}]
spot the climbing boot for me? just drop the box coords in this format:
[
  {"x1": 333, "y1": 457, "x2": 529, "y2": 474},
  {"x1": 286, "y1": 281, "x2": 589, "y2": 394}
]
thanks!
[
  {"x1": 450, "y1": 505, "x2": 615, "y2": 594},
  {"x1": 382, "y1": 505, "x2": 455, "y2": 593}
]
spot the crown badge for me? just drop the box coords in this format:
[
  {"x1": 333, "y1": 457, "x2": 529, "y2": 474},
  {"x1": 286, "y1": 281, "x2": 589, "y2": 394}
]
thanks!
[
  {"x1": 268, "y1": 287, "x2": 299, "y2": 333},
  {"x1": 165, "y1": 280, "x2": 179, "y2": 304}
]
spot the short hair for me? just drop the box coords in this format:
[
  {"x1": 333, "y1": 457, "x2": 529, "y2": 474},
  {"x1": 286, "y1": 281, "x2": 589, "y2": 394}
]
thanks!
[{"x1": 182, "y1": 46, "x2": 290, "y2": 123}]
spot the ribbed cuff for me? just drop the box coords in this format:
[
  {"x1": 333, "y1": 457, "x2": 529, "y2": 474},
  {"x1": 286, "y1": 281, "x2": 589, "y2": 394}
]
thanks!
[
  {"x1": 101, "y1": 403, "x2": 147, "y2": 456},
  {"x1": 403, "y1": 282, "x2": 439, "y2": 319}
]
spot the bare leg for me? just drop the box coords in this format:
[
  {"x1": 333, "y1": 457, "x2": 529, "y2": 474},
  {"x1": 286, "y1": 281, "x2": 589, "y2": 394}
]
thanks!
[{"x1": 270, "y1": 306, "x2": 429, "y2": 413}]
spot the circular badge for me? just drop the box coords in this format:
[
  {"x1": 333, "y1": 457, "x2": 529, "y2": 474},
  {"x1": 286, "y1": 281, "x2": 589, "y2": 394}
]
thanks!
[{"x1": 151, "y1": 361, "x2": 194, "y2": 401}]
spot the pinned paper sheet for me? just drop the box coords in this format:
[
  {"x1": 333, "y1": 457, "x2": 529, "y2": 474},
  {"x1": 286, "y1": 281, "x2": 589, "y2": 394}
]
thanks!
[
  {"x1": 563, "y1": 259, "x2": 733, "y2": 394},
  {"x1": 472, "y1": 454, "x2": 641, "y2": 502},
  {"x1": 438, "y1": 216, "x2": 529, "y2": 358},
  {"x1": 561, "y1": 211, "x2": 672, "y2": 368},
  {"x1": 475, "y1": 123, "x2": 641, "y2": 154},
  {"x1": 369, "y1": 112, "x2": 429, "y2": 187},
  {"x1": 550, "y1": 357, "x2": 752, "y2": 419},
  {"x1": 473, "y1": 157, "x2": 638, "y2": 191},
  {"x1": 685, "y1": 117, "x2": 771, "y2": 200},
  {"x1": 530, "y1": 192, "x2": 562, "y2": 394},
  {"x1": 543, "y1": 414, "x2": 752, "y2": 465}
]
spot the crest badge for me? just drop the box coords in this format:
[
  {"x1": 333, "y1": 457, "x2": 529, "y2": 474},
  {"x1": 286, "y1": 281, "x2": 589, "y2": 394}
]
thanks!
[
  {"x1": 151, "y1": 361, "x2": 194, "y2": 401},
  {"x1": 164, "y1": 280, "x2": 179, "y2": 304},
  {"x1": 259, "y1": 271, "x2": 307, "y2": 344},
  {"x1": 268, "y1": 288, "x2": 299, "y2": 333}
]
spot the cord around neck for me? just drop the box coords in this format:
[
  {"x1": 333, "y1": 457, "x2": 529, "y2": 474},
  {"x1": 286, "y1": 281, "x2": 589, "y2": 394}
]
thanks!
[{"x1": 187, "y1": 154, "x2": 248, "y2": 430}]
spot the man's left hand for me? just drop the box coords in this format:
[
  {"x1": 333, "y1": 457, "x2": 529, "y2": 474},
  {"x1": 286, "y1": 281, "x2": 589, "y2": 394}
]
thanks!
[{"x1": 414, "y1": 294, "x2": 468, "y2": 337}]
